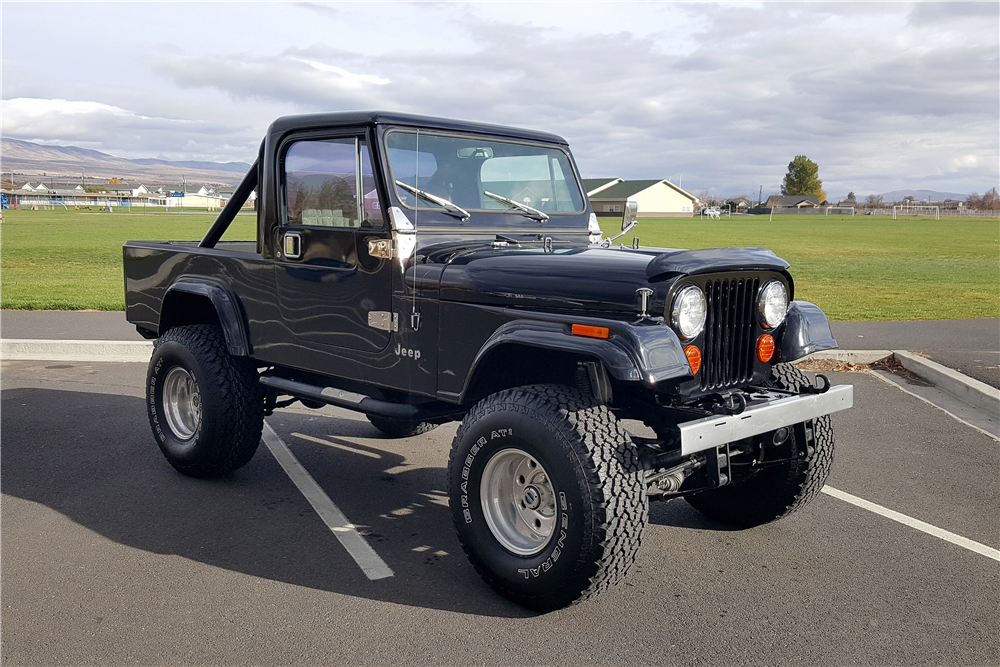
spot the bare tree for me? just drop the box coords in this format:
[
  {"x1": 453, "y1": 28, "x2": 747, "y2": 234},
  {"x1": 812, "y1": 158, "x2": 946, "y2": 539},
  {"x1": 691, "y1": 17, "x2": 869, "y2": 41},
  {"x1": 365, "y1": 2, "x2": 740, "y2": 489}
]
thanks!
[{"x1": 981, "y1": 187, "x2": 999, "y2": 210}]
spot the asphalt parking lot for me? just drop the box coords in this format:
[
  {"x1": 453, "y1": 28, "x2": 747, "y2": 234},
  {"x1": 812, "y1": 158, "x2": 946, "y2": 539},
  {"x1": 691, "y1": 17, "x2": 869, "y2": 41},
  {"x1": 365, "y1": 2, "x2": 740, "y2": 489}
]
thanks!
[{"x1": 2, "y1": 357, "x2": 997, "y2": 666}]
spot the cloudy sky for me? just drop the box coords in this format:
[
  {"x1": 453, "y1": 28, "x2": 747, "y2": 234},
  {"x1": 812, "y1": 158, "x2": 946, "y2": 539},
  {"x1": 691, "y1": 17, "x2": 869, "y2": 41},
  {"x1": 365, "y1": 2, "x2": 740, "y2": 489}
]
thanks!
[{"x1": 2, "y1": 1, "x2": 997, "y2": 198}]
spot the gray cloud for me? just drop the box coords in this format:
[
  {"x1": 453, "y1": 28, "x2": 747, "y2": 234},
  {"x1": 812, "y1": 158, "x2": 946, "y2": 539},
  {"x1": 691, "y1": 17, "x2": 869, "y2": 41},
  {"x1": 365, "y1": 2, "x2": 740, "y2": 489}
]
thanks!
[{"x1": 3, "y1": 2, "x2": 997, "y2": 197}]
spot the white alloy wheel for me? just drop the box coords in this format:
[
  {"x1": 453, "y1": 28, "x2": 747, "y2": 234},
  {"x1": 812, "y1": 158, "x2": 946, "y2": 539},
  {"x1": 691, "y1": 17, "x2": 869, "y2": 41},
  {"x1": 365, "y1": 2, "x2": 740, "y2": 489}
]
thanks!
[
  {"x1": 480, "y1": 448, "x2": 556, "y2": 555},
  {"x1": 162, "y1": 366, "x2": 202, "y2": 440}
]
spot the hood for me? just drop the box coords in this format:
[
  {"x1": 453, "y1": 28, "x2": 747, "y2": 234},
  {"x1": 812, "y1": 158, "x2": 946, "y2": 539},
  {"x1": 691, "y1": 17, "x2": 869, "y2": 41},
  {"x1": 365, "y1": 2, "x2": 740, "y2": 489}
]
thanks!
[
  {"x1": 439, "y1": 245, "x2": 655, "y2": 313},
  {"x1": 432, "y1": 241, "x2": 792, "y2": 314},
  {"x1": 646, "y1": 247, "x2": 789, "y2": 280}
]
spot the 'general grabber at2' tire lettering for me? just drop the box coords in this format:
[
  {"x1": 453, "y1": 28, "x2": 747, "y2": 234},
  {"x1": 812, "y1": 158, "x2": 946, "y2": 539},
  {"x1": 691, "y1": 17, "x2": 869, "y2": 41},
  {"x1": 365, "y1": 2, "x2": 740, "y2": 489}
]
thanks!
[{"x1": 448, "y1": 384, "x2": 648, "y2": 612}]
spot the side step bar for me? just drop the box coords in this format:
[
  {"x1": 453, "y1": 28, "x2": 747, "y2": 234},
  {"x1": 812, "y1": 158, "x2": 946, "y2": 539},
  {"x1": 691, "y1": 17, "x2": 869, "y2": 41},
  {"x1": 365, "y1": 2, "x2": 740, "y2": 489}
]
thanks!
[{"x1": 259, "y1": 375, "x2": 463, "y2": 422}]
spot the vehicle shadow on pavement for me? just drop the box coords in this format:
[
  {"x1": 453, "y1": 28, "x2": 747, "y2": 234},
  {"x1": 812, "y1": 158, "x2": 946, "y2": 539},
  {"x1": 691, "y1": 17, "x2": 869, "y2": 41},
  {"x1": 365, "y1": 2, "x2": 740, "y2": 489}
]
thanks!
[
  {"x1": 0, "y1": 387, "x2": 532, "y2": 618},
  {"x1": 647, "y1": 498, "x2": 742, "y2": 531}
]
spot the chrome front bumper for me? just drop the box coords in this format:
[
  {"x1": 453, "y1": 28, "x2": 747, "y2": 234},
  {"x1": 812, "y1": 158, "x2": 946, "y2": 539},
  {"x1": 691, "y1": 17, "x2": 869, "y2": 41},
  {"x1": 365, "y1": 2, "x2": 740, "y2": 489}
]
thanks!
[{"x1": 679, "y1": 384, "x2": 854, "y2": 455}]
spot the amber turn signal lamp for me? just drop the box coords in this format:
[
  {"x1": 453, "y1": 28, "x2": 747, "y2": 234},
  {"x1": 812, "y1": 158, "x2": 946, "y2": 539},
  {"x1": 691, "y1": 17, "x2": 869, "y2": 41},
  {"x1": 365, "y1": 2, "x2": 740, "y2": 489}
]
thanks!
[
  {"x1": 756, "y1": 334, "x2": 776, "y2": 362},
  {"x1": 684, "y1": 345, "x2": 702, "y2": 375},
  {"x1": 571, "y1": 324, "x2": 610, "y2": 339}
]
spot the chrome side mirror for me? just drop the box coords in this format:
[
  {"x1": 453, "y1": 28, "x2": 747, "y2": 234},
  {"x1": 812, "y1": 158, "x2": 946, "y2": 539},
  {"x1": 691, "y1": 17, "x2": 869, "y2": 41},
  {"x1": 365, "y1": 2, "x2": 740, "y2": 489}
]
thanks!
[
  {"x1": 604, "y1": 201, "x2": 639, "y2": 247},
  {"x1": 622, "y1": 201, "x2": 638, "y2": 231}
]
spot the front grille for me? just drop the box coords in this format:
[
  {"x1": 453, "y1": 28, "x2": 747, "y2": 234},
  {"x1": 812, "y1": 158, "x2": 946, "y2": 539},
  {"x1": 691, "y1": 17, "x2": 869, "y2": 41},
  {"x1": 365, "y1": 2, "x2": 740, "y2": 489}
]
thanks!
[{"x1": 701, "y1": 277, "x2": 760, "y2": 390}]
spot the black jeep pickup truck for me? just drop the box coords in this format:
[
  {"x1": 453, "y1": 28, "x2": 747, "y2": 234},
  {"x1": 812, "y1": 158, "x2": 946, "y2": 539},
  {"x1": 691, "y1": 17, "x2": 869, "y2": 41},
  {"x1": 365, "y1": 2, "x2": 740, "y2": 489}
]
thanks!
[{"x1": 124, "y1": 111, "x2": 853, "y2": 612}]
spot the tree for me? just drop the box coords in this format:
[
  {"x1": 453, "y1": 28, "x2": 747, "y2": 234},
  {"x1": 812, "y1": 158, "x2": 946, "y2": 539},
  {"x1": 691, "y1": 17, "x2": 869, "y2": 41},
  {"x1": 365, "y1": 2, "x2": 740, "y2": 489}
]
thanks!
[
  {"x1": 780, "y1": 156, "x2": 824, "y2": 202},
  {"x1": 982, "y1": 187, "x2": 999, "y2": 210},
  {"x1": 865, "y1": 194, "x2": 883, "y2": 205},
  {"x1": 846, "y1": 191, "x2": 856, "y2": 202}
]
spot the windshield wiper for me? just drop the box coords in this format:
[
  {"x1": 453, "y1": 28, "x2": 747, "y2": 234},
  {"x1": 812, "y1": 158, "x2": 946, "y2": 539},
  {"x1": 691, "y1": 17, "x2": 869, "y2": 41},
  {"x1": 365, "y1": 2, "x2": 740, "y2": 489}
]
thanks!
[
  {"x1": 483, "y1": 190, "x2": 549, "y2": 222},
  {"x1": 395, "y1": 181, "x2": 470, "y2": 221}
]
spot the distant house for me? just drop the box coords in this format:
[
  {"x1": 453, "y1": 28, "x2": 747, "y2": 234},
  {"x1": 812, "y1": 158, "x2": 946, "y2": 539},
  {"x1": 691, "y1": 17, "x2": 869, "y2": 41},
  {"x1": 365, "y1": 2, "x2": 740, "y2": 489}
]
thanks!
[
  {"x1": 584, "y1": 178, "x2": 700, "y2": 217},
  {"x1": 19, "y1": 183, "x2": 35, "y2": 191},
  {"x1": 131, "y1": 184, "x2": 150, "y2": 197},
  {"x1": 765, "y1": 195, "x2": 820, "y2": 208}
]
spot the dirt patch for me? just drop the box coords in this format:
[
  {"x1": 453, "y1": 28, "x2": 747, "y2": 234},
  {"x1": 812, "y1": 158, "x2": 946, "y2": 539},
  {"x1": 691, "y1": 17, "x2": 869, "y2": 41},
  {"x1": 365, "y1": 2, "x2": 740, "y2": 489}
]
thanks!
[{"x1": 795, "y1": 355, "x2": 933, "y2": 386}]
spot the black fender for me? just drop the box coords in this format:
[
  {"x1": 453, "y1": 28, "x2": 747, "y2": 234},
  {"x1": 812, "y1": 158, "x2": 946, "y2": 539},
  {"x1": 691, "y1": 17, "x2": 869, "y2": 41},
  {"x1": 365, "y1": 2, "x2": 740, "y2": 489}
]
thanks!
[
  {"x1": 459, "y1": 318, "x2": 692, "y2": 403},
  {"x1": 780, "y1": 300, "x2": 838, "y2": 362},
  {"x1": 160, "y1": 279, "x2": 251, "y2": 356}
]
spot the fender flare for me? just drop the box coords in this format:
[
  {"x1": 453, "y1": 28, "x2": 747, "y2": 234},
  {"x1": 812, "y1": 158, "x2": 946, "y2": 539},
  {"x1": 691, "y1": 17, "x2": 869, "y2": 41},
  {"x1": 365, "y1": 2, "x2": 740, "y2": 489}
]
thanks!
[
  {"x1": 459, "y1": 318, "x2": 692, "y2": 403},
  {"x1": 160, "y1": 279, "x2": 250, "y2": 357},
  {"x1": 780, "y1": 300, "x2": 838, "y2": 362}
]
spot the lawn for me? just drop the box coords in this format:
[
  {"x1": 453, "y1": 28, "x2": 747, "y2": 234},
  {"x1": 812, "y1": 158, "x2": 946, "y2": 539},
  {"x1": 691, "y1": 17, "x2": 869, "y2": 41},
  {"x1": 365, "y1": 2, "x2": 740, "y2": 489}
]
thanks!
[
  {"x1": 602, "y1": 213, "x2": 999, "y2": 320},
  {"x1": 0, "y1": 208, "x2": 997, "y2": 320},
  {"x1": 1, "y1": 209, "x2": 256, "y2": 310}
]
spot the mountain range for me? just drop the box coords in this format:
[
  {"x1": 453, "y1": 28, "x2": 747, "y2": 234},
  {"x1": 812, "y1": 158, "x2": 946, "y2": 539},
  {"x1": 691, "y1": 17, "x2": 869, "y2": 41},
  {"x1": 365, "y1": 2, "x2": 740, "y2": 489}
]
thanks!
[
  {"x1": 0, "y1": 138, "x2": 978, "y2": 201},
  {"x1": 874, "y1": 189, "x2": 968, "y2": 202},
  {"x1": 1, "y1": 138, "x2": 252, "y2": 187}
]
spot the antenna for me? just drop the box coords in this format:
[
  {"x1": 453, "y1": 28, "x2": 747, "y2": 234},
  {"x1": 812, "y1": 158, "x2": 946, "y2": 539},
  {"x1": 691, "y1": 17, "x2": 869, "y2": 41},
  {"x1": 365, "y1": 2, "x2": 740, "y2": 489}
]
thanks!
[{"x1": 410, "y1": 131, "x2": 420, "y2": 331}]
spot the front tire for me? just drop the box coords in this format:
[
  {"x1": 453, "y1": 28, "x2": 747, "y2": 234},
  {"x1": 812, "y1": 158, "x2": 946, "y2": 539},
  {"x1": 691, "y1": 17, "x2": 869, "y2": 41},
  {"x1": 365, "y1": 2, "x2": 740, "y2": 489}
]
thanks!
[
  {"x1": 147, "y1": 324, "x2": 263, "y2": 478},
  {"x1": 685, "y1": 363, "x2": 835, "y2": 526},
  {"x1": 448, "y1": 384, "x2": 647, "y2": 612}
]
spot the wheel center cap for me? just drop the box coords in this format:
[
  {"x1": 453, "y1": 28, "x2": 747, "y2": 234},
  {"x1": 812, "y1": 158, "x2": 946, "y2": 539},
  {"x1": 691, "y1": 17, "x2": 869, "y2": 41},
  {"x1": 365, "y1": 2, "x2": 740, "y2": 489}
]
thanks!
[{"x1": 523, "y1": 486, "x2": 541, "y2": 510}]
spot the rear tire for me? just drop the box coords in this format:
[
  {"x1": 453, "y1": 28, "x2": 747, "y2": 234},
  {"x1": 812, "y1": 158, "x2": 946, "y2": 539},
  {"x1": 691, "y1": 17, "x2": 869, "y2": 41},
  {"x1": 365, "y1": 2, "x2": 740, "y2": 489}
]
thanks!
[
  {"x1": 366, "y1": 414, "x2": 439, "y2": 438},
  {"x1": 685, "y1": 363, "x2": 834, "y2": 526},
  {"x1": 449, "y1": 384, "x2": 647, "y2": 612},
  {"x1": 147, "y1": 324, "x2": 263, "y2": 478}
]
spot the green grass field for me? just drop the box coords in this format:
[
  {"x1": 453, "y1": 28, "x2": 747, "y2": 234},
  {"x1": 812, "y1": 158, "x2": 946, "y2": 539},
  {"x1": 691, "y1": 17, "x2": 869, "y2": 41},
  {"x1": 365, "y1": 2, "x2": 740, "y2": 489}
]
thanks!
[
  {"x1": 598, "y1": 214, "x2": 999, "y2": 320},
  {"x1": 1, "y1": 209, "x2": 256, "y2": 311},
  {"x1": 1, "y1": 208, "x2": 997, "y2": 320}
]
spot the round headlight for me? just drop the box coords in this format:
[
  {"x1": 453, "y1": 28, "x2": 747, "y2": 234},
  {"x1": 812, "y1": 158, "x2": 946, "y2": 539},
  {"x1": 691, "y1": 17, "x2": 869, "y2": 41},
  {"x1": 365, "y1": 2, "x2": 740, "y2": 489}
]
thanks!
[
  {"x1": 671, "y1": 285, "x2": 707, "y2": 339},
  {"x1": 758, "y1": 280, "x2": 788, "y2": 329}
]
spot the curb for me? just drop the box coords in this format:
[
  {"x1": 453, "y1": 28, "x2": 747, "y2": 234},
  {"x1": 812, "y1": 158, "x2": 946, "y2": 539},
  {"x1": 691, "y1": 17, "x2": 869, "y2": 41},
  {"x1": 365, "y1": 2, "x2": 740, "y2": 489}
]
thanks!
[
  {"x1": 892, "y1": 350, "x2": 1000, "y2": 417},
  {"x1": 1, "y1": 339, "x2": 153, "y2": 363},
  {"x1": 799, "y1": 349, "x2": 999, "y2": 417}
]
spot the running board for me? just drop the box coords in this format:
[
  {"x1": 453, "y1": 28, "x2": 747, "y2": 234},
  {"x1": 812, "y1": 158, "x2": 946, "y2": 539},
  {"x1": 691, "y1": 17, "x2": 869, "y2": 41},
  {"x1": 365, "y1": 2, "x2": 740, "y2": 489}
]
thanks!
[{"x1": 259, "y1": 374, "x2": 462, "y2": 422}]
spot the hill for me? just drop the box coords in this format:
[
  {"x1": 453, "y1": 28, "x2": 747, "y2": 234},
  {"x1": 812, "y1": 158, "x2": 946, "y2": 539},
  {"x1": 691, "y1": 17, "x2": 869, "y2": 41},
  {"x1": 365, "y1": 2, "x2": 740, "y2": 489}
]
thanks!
[
  {"x1": 0, "y1": 138, "x2": 251, "y2": 187},
  {"x1": 877, "y1": 189, "x2": 968, "y2": 202}
]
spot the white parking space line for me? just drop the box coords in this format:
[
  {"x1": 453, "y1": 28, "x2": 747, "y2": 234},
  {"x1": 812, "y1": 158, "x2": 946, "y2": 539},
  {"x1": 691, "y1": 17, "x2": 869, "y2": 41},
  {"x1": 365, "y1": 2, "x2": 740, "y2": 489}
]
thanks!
[
  {"x1": 823, "y1": 486, "x2": 1000, "y2": 563},
  {"x1": 262, "y1": 421, "x2": 394, "y2": 580}
]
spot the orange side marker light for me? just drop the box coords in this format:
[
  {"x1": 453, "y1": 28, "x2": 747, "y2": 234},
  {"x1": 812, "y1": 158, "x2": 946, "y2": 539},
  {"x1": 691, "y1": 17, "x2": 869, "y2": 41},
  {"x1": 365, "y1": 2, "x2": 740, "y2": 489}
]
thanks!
[
  {"x1": 571, "y1": 324, "x2": 610, "y2": 339},
  {"x1": 756, "y1": 334, "x2": 776, "y2": 362},
  {"x1": 684, "y1": 345, "x2": 702, "y2": 375}
]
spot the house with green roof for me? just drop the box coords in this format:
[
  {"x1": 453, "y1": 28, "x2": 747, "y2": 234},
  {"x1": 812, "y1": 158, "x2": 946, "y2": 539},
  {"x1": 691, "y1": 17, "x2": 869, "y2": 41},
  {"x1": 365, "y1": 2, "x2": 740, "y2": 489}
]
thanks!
[{"x1": 583, "y1": 178, "x2": 700, "y2": 218}]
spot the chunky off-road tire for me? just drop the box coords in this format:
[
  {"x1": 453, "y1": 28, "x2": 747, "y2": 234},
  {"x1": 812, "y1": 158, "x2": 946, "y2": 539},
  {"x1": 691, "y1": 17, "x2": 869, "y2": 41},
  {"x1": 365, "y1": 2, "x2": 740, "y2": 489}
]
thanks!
[
  {"x1": 448, "y1": 384, "x2": 648, "y2": 612},
  {"x1": 686, "y1": 362, "x2": 834, "y2": 527},
  {"x1": 367, "y1": 414, "x2": 439, "y2": 438},
  {"x1": 147, "y1": 324, "x2": 263, "y2": 478}
]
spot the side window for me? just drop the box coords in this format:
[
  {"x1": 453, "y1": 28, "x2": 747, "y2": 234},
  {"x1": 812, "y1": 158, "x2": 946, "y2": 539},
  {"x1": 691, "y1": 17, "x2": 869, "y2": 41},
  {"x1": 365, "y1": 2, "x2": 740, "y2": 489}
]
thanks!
[{"x1": 283, "y1": 138, "x2": 362, "y2": 228}]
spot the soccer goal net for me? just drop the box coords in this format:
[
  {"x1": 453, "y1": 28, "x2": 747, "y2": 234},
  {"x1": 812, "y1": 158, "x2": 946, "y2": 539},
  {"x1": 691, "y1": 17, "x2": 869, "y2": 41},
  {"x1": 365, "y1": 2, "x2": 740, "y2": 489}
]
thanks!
[
  {"x1": 893, "y1": 205, "x2": 939, "y2": 220},
  {"x1": 825, "y1": 206, "x2": 855, "y2": 216}
]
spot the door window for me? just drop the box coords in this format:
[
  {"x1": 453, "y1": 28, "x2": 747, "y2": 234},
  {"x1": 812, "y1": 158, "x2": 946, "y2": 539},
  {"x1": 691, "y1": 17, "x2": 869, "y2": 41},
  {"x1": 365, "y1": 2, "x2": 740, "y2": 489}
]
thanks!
[{"x1": 283, "y1": 138, "x2": 384, "y2": 228}]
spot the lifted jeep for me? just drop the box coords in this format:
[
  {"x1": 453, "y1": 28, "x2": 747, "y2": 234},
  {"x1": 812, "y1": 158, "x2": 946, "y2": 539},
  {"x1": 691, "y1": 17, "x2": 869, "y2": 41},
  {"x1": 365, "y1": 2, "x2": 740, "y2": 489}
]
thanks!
[{"x1": 124, "y1": 111, "x2": 852, "y2": 612}]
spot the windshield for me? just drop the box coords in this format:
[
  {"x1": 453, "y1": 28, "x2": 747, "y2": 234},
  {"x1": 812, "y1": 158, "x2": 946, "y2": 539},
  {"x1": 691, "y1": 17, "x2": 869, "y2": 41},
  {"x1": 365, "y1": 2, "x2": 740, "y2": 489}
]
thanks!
[{"x1": 385, "y1": 130, "x2": 586, "y2": 222}]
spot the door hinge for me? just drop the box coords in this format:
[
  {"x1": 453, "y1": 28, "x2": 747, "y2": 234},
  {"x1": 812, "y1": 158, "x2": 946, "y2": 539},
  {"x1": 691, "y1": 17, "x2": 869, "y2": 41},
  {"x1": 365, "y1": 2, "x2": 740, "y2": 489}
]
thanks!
[
  {"x1": 368, "y1": 238, "x2": 394, "y2": 260},
  {"x1": 368, "y1": 311, "x2": 398, "y2": 332}
]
